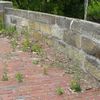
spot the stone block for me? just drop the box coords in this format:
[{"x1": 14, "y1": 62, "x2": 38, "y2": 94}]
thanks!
[
  {"x1": 29, "y1": 11, "x2": 42, "y2": 23},
  {"x1": 84, "y1": 55, "x2": 100, "y2": 81},
  {"x1": 51, "y1": 24, "x2": 64, "y2": 40},
  {"x1": 63, "y1": 30, "x2": 81, "y2": 49},
  {"x1": 40, "y1": 13, "x2": 55, "y2": 25},
  {"x1": 80, "y1": 20, "x2": 100, "y2": 40},
  {"x1": 40, "y1": 23, "x2": 51, "y2": 34},
  {"x1": 31, "y1": 30, "x2": 43, "y2": 42},
  {"x1": 56, "y1": 16, "x2": 72, "y2": 29},
  {"x1": 81, "y1": 36, "x2": 100, "y2": 59},
  {"x1": 0, "y1": 1, "x2": 12, "y2": 11},
  {"x1": 45, "y1": 36, "x2": 55, "y2": 46},
  {"x1": 29, "y1": 21, "x2": 40, "y2": 31},
  {"x1": 71, "y1": 19, "x2": 82, "y2": 32}
]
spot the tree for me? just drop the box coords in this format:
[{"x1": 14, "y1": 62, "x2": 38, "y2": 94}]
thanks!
[
  {"x1": 84, "y1": 0, "x2": 88, "y2": 20},
  {"x1": 4, "y1": 0, "x2": 84, "y2": 19}
]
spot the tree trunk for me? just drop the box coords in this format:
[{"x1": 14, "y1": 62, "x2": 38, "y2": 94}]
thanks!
[{"x1": 84, "y1": 0, "x2": 88, "y2": 20}]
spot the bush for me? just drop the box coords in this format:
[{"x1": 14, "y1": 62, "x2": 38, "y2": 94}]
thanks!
[{"x1": 70, "y1": 80, "x2": 82, "y2": 92}]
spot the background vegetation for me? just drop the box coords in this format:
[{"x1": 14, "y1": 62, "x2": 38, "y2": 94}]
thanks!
[{"x1": 4, "y1": 0, "x2": 100, "y2": 23}]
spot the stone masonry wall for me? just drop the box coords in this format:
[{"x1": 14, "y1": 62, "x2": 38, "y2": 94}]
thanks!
[
  {"x1": 0, "y1": 1, "x2": 12, "y2": 26},
  {"x1": 0, "y1": 1, "x2": 100, "y2": 86}
]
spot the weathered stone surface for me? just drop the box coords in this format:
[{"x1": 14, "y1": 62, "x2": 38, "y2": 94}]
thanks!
[
  {"x1": 40, "y1": 23, "x2": 51, "y2": 34},
  {"x1": 29, "y1": 21, "x2": 40, "y2": 31},
  {"x1": 71, "y1": 19, "x2": 82, "y2": 32},
  {"x1": 80, "y1": 20, "x2": 100, "y2": 40},
  {"x1": 81, "y1": 36, "x2": 100, "y2": 59},
  {"x1": 29, "y1": 11, "x2": 41, "y2": 22},
  {"x1": 55, "y1": 16, "x2": 72, "y2": 31},
  {"x1": 52, "y1": 39, "x2": 85, "y2": 67},
  {"x1": 37, "y1": 12, "x2": 56, "y2": 25},
  {"x1": 31, "y1": 30, "x2": 43, "y2": 41},
  {"x1": 45, "y1": 36, "x2": 55, "y2": 46},
  {"x1": 84, "y1": 55, "x2": 100, "y2": 81},
  {"x1": 0, "y1": 1, "x2": 12, "y2": 11},
  {"x1": 10, "y1": 16, "x2": 17, "y2": 24},
  {"x1": 51, "y1": 24, "x2": 64, "y2": 40},
  {"x1": 63, "y1": 30, "x2": 81, "y2": 49}
]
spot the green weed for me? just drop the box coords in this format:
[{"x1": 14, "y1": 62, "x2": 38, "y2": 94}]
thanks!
[
  {"x1": 2, "y1": 67, "x2": 9, "y2": 81},
  {"x1": 56, "y1": 87, "x2": 64, "y2": 95},
  {"x1": 70, "y1": 80, "x2": 82, "y2": 92},
  {"x1": 31, "y1": 44, "x2": 42, "y2": 54},
  {"x1": 15, "y1": 72, "x2": 24, "y2": 83},
  {"x1": 32, "y1": 60, "x2": 39, "y2": 65}
]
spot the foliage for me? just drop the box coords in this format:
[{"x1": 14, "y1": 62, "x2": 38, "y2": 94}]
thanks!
[
  {"x1": 70, "y1": 80, "x2": 82, "y2": 92},
  {"x1": 31, "y1": 44, "x2": 42, "y2": 54},
  {"x1": 2, "y1": 66, "x2": 9, "y2": 81},
  {"x1": 0, "y1": 19, "x2": 3, "y2": 31},
  {"x1": 4, "y1": 0, "x2": 100, "y2": 22},
  {"x1": 15, "y1": 72, "x2": 24, "y2": 83},
  {"x1": 56, "y1": 87, "x2": 64, "y2": 95},
  {"x1": 32, "y1": 60, "x2": 39, "y2": 65},
  {"x1": 88, "y1": 1, "x2": 100, "y2": 23},
  {"x1": 22, "y1": 39, "x2": 31, "y2": 51},
  {"x1": 1, "y1": 26, "x2": 17, "y2": 38},
  {"x1": 6, "y1": 0, "x2": 84, "y2": 19}
]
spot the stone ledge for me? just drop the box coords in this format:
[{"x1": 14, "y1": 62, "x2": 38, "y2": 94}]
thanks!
[
  {"x1": 81, "y1": 36, "x2": 100, "y2": 59},
  {"x1": 84, "y1": 55, "x2": 100, "y2": 81},
  {"x1": 63, "y1": 30, "x2": 81, "y2": 49}
]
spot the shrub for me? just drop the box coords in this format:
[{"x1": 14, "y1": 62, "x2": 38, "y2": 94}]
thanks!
[
  {"x1": 15, "y1": 72, "x2": 24, "y2": 83},
  {"x1": 56, "y1": 87, "x2": 64, "y2": 95},
  {"x1": 70, "y1": 80, "x2": 82, "y2": 92}
]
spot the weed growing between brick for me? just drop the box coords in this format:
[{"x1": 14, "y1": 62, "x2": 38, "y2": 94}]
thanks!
[
  {"x1": 2, "y1": 70, "x2": 9, "y2": 81},
  {"x1": 15, "y1": 72, "x2": 24, "y2": 83},
  {"x1": 56, "y1": 87, "x2": 64, "y2": 95},
  {"x1": 2, "y1": 64, "x2": 9, "y2": 81},
  {"x1": 32, "y1": 60, "x2": 39, "y2": 65}
]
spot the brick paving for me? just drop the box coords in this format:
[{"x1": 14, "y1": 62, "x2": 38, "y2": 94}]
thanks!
[{"x1": 0, "y1": 38, "x2": 100, "y2": 100}]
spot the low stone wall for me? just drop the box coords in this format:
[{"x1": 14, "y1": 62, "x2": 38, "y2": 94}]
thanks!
[{"x1": 0, "y1": 1, "x2": 100, "y2": 86}]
